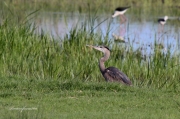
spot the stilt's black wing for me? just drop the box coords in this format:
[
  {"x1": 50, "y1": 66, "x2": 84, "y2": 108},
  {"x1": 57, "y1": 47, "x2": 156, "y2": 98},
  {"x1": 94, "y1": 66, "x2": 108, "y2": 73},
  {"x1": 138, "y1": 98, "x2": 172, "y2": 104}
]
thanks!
[
  {"x1": 115, "y1": 6, "x2": 131, "y2": 11},
  {"x1": 158, "y1": 18, "x2": 165, "y2": 23}
]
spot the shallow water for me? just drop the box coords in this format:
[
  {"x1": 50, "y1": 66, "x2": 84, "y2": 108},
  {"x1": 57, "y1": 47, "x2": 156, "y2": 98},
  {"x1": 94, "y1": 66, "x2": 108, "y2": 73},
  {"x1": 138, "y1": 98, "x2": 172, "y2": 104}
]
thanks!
[{"x1": 32, "y1": 11, "x2": 180, "y2": 54}]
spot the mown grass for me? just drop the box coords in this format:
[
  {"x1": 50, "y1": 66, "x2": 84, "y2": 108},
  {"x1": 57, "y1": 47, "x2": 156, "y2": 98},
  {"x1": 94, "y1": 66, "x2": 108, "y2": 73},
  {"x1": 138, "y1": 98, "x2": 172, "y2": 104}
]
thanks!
[
  {"x1": 0, "y1": 77, "x2": 180, "y2": 119},
  {"x1": 0, "y1": 5, "x2": 180, "y2": 118}
]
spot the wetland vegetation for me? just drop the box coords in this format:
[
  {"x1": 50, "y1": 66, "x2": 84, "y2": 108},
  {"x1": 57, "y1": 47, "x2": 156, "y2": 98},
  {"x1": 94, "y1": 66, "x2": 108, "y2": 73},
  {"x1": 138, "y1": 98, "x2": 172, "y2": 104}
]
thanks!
[{"x1": 0, "y1": 0, "x2": 180, "y2": 118}]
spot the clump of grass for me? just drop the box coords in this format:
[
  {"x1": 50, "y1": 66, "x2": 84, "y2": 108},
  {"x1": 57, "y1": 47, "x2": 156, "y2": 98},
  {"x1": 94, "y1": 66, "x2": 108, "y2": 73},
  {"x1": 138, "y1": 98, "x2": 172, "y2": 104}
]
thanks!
[{"x1": 0, "y1": 16, "x2": 61, "y2": 79}]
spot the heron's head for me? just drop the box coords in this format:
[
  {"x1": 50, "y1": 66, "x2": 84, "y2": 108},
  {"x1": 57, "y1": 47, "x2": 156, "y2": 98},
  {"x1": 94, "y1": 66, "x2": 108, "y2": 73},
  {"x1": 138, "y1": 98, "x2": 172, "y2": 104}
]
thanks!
[
  {"x1": 164, "y1": 16, "x2": 168, "y2": 21},
  {"x1": 86, "y1": 45, "x2": 110, "y2": 54}
]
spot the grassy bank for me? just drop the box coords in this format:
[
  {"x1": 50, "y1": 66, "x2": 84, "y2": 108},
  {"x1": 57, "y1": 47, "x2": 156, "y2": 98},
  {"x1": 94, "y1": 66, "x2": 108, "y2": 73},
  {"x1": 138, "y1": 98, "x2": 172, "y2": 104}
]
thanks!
[{"x1": 0, "y1": 77, "x2": 180, "y2": 119}]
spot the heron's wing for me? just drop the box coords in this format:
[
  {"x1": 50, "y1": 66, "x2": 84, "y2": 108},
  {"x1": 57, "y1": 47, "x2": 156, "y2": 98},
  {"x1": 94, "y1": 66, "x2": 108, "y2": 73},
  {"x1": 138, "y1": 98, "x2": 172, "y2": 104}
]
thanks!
[{"x1": 104, "y1": 67, "x2": 132, "y2": 85}]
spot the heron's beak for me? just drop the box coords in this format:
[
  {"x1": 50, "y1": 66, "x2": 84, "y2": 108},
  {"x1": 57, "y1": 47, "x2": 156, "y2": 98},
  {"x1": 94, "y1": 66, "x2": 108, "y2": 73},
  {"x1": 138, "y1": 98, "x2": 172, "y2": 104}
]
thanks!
[
  {"x1": 86, "y1": 45, "x2": 104, "y2": 53},
  {"x1": 86, "y1": 45, "x2": 93, "y2": 48},
  {"x1": 86, "y1": 45, "x2": 99, "y2": 51},
  {"x1": 86, "y1": 45, "x2": 94, "y2": 51},
  {"x1": 86, "y1": 45, "x2": 98, "y2": 49}
]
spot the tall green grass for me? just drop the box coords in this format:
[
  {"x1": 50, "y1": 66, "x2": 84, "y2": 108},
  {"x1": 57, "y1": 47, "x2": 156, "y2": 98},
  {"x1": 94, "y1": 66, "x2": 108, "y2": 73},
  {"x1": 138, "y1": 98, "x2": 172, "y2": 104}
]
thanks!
[{"x1": 0, "y1": 9, "x2": 180, "y2": 91}]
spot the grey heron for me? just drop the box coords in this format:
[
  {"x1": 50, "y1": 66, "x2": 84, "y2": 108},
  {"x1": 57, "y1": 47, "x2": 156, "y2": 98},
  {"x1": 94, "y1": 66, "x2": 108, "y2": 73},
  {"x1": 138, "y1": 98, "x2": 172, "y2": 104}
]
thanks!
[{"x1": 87, "y1": 45, "x2": 132, "y2": 86}]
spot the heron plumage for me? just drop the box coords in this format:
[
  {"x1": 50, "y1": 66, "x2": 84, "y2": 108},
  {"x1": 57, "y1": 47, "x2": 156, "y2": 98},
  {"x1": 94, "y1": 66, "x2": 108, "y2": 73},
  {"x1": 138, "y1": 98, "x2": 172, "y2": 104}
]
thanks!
[{"x1": 87, "y1": 45, "x2": 132, "y2": 86}]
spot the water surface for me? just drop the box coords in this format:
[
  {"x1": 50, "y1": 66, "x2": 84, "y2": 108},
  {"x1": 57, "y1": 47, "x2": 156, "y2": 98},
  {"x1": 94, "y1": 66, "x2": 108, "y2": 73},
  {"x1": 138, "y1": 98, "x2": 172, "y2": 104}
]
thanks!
[{"x1": 32, "y1": 11, "x2": 180, "y2": 53}]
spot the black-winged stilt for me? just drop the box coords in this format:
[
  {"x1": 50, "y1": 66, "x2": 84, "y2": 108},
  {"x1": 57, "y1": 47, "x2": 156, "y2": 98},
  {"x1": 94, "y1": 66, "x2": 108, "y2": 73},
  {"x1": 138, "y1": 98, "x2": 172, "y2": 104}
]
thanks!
[
  {"x1": 112, "y1": 6, "x2": 130, "y2": 23},
  {"x1": 158, "y1": 16, "x2": 168, "y2": 25},
  {"x1": 112, "y1": 7, "x2": 130, "y2": 40},
  {"x1": 158, "y1": 16, "x2": 168, "y2": 32}
]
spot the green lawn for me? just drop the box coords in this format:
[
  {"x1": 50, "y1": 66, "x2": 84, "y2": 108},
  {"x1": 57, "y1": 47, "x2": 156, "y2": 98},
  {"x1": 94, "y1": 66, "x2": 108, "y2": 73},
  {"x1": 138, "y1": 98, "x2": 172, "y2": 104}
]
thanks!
[{"x1": 0, "y1": 78, "x2": 180, "y2": 119}]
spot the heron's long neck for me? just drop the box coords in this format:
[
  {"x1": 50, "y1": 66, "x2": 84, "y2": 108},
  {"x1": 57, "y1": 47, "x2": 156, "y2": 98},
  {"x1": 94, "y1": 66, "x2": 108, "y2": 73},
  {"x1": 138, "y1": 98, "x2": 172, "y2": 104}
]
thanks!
[{"x1": 99, "y1": 51, "x2": 110, "y2": 73}]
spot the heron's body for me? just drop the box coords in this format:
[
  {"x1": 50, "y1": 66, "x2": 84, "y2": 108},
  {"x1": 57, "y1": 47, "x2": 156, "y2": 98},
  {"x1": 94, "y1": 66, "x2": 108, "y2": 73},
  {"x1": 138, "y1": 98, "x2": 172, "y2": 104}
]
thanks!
[
  {"x1": 87, "y1": 45, "x2": 132, "y2": 86},
  {"x1": 102, "y1": 67, "x2": 132, "y2": 85}
]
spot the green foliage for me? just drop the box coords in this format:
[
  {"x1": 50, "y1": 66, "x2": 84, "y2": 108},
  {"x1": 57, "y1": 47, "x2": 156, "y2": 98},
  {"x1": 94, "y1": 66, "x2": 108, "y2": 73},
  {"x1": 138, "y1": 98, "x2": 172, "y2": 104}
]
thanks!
[
  {"x1": 0, "y1": 19, "x2": 61, "y2": 79},
  {"x1": 0, "y1": 9, "x2": 180, "y2": 90}
]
